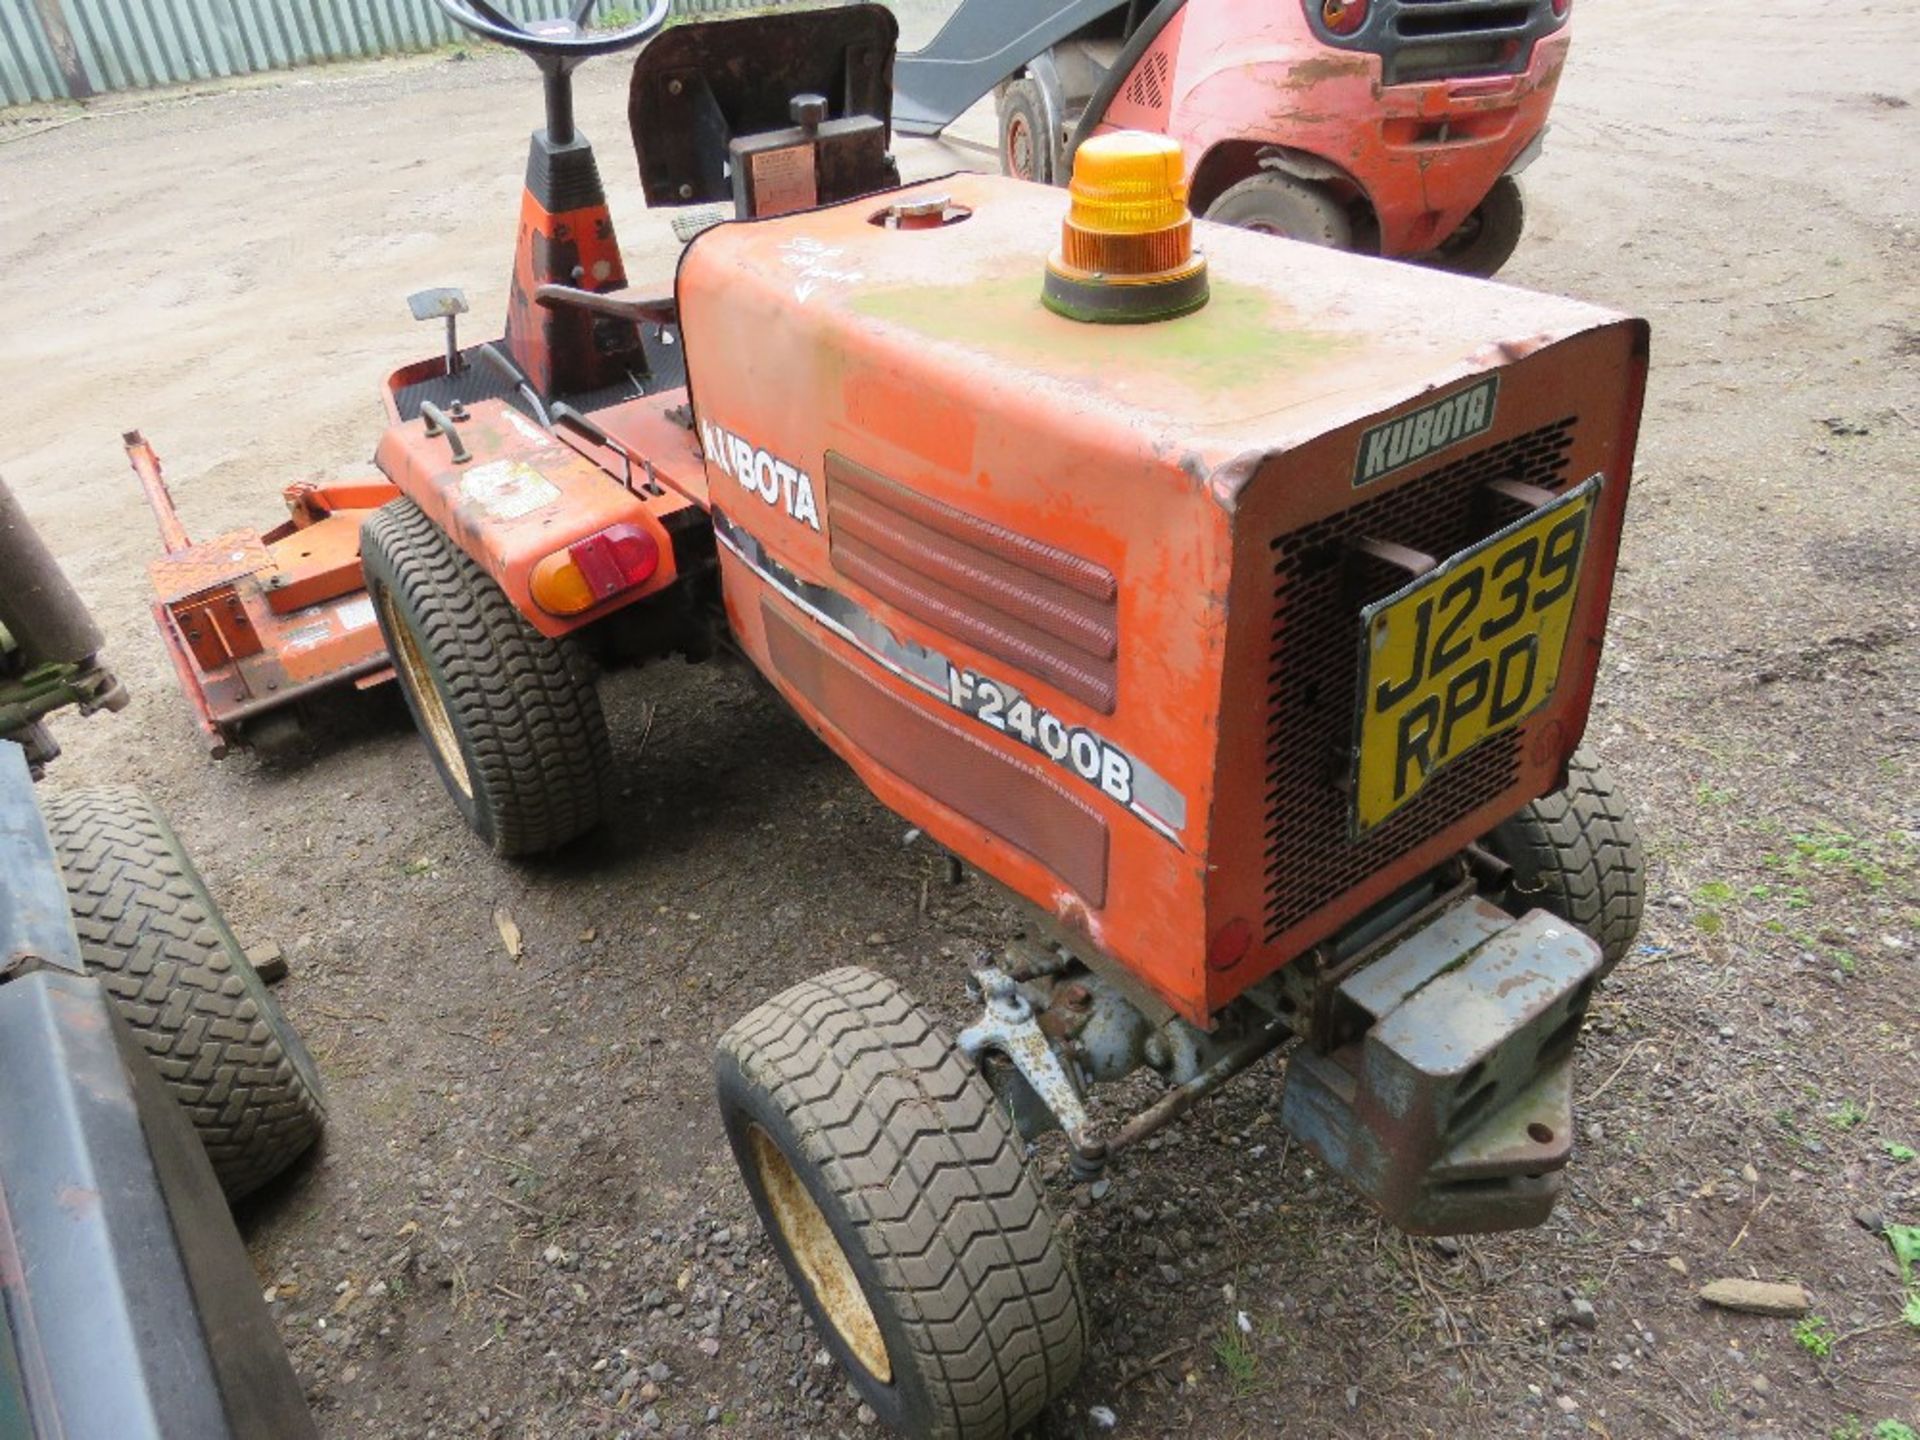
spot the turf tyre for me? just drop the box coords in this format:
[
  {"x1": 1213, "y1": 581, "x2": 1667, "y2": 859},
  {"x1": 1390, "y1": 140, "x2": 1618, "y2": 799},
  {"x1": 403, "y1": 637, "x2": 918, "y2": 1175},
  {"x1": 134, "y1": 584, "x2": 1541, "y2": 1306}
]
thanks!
[
  {"x1": 361, "y1": 497, "x2": 612, "y2": 856},
  {"x1": 1482, "y1": 749, "x2": 1645, "y2": 976},
  {"x1": 40, "y1": 787, "x2": 326, "y2": 1200},
  {"x1": 717, "y1": 967, "x2": 1086, "y2": 1440}
]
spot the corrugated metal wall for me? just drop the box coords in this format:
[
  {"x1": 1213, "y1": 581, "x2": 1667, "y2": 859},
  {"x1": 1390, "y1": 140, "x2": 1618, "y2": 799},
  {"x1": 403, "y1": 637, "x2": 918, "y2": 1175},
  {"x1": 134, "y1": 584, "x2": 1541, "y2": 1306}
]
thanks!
[{"x1": 0, "y1": 0, "x2": 775, "y2": 107}]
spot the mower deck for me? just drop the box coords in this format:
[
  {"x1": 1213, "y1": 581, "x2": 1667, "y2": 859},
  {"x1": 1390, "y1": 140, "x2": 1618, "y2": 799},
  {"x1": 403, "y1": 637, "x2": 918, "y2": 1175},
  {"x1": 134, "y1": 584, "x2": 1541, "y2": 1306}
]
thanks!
[{"x1": 127, "y1": 434, "x2": 397, "y2": 757}]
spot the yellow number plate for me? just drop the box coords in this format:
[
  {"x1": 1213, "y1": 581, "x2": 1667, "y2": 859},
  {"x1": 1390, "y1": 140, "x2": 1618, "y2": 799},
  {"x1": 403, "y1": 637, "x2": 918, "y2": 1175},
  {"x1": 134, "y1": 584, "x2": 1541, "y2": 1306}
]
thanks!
[{"x1": 1353, "y1": 475, "x2": 1601, "y2": 833}]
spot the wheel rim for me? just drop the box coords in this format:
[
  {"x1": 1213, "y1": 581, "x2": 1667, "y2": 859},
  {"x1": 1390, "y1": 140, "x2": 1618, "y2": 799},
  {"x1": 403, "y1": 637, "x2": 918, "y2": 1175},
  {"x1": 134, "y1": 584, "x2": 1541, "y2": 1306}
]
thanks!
[
  {"x1": 378, "y1": 586, "x2": 473, "y2": 799},
  {"x1": 1006, "y1": 113, "x2": 1035, "y2": 180},
  {"x1": 748, "y1": 1125, "x2": 891, "y2": 1383}
]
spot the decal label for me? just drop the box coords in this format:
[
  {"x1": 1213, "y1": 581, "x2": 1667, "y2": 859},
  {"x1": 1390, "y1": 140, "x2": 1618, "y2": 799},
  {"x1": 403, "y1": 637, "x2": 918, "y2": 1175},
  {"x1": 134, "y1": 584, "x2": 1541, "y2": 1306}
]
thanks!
[
  {"x1": 458, "y1": 460, "x2": 560, "y2": 520},
  {"x1": 947, "y1": 666, "x2": 1134, "y2": 805},
  {"x1": 336, "y1": 595, "x2": 377, "y2": 631},
  {"x1": 1354, "y1": 375, "x2": 1499, "y2": 487},
  {"x1": 707, "y1": 510, "x2": 1189, "y2": 842},
  {"x1": 700, "y1": 418, "x2": 821, "y2": 531}
]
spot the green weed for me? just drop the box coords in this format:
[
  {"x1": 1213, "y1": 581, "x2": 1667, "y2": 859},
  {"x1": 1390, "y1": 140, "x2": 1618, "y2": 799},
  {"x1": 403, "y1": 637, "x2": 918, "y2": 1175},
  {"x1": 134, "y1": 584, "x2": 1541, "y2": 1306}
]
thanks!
[
  {"x1": 1830, "y1": 1100, "x2": 1868, "y2": 1130},
  {"x1": 1887, "y1": 1225, "x2": 1920, "y2": 1286},
  {"x1": 1875, "y1": 1423, "x2": 1918, "y2": 1440},
  {"x1": 1793, "y1": 1315, "x2": 1837, "y2": 1358}
]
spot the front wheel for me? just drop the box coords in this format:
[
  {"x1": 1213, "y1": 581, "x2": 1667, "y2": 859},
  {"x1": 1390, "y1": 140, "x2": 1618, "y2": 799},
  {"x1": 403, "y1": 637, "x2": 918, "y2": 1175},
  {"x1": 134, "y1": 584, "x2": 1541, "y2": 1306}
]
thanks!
[
  {"x1": 717, "y1": 968, "x2": 1086, "y2": 1440},
  {"x1": 1420, "y1": 175, "x2": 1525, "y2": 278},
  {"x1": 1481, "y1": 749, "x2": 1646, "y2": 976},
  {"x1": 361, "y1": 498, "x2": 613, "y2": 856}
]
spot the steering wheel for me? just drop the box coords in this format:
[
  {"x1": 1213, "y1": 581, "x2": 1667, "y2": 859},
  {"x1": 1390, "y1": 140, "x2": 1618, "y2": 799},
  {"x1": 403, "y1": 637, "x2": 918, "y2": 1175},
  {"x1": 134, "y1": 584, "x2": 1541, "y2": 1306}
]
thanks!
[
  {"x1": 434, "y1": 0, "x2": 669, "y2": 144},
  {"x1": 431, "y1": 0, "x2": 670, "y2": 60}
]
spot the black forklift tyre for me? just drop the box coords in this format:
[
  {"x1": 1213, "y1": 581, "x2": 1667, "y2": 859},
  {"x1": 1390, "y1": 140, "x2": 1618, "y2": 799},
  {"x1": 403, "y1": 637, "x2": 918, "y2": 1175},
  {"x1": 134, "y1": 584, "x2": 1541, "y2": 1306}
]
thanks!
[
  {"x1": 1204, "y1": 171, "x2": 1354, "y2": 248},
  {"x1": 996, "y1": 79, "x2": 1052, "y2": 185},
  {"x1": 1421, "y1": 175, "x2": 1526, "y2": 278},
  {"x1": 1482, "y1": 749, "x2": 1646, "y2": 976},
  {"x1": 362, "y1": 498, "x2": 613, "y2": 857},
  {"x1": 40, "y1": 787, "x2": 326, "y2": 1201},
  {"x1": 716, "y1": 967, "x2": 1087, "y2": 1440}
]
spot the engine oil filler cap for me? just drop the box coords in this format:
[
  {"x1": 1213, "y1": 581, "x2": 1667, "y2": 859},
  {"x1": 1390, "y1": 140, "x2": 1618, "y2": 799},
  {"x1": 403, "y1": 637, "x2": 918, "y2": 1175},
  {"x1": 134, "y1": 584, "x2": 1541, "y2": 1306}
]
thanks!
[{"x1": 1043, "y1": 131, "x2": 1209, "y2": 324}]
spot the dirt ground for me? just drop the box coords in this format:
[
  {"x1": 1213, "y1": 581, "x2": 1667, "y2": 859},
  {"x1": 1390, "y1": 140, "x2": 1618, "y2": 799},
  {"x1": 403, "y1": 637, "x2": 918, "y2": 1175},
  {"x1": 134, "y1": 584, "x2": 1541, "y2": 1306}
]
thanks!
[{"x1": 3, "y1": 0, "x2": 1917, "y2": 1435}]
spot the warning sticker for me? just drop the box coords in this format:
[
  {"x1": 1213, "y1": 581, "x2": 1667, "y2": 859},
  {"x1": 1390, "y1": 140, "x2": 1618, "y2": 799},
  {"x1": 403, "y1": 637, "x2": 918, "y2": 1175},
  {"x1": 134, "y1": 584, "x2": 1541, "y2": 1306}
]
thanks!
[
  {"x1": 750, "y1": 143, "x2": 818, "y2": 218},
  {"x1": 458, "y1": 460, "x2": 560, "y2": 521}
]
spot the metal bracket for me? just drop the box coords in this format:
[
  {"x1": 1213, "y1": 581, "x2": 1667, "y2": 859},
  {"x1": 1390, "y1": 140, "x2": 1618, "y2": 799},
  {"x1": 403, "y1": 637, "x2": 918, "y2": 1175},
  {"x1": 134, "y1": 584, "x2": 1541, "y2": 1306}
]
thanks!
[{"x1": 957, "y1": 967, "x2": 1104, "y2": 1172}]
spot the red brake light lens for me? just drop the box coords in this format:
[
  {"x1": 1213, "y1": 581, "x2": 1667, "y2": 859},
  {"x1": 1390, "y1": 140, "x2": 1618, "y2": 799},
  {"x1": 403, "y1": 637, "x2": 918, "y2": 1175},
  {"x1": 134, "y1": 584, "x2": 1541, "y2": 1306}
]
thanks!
[
  {"x1": 1321, "y1": 0, "x2": 1368, "y2": 36},
  {"x1": 570, "y1": 523, "x2": 660, "y2": 598},
  {"x1": 1551, "y1": 0, "x2": 1570, "y2": 16}
]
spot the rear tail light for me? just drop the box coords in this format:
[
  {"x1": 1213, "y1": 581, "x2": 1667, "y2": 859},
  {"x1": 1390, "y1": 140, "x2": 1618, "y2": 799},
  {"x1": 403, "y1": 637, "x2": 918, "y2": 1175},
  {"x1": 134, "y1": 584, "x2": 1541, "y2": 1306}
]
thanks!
[
  {"x1": 1551, "y1": 0, "x2": 1571, "y2": 16},
  {"x1": 530, "y1": 522, "x2": 661, "y2": 616},
  {"x1": 1319, "y1": 0, "x2": 1369, "y2": 36}
]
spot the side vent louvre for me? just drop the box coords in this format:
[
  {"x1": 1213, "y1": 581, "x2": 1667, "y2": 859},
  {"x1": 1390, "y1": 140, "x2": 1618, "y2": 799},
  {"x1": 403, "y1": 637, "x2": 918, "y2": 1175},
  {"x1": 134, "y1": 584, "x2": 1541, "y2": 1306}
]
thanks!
[{"x1": 825, "y1": 453, "x2": 1119, "y2": 713}]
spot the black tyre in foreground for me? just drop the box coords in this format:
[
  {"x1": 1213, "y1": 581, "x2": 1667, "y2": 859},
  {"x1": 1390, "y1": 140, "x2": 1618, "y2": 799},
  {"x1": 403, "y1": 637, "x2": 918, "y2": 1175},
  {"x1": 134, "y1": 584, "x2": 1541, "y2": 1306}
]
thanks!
[
  {"x1": 362, "y1": 498, "x2": 613, "y2": 856},
  {"x1": 1482, "y1": 749, "x2": 1646, "y2": 975},
  {"x1": 996, "y1": 78, "x2": 1052, "y2": 185},
  {"x1": 41, "y1": 787, "x2": 326, "y2": 1200},
  {"x1": 717, "y1": 967, "x2": 1086, "y2": 1440},
  {"x1": 1205, "y1": 171, "x2": 1354, "y2": 248},
  {"x1": 1421, "y1": 174, "x2": 1526, "y2": 278}
]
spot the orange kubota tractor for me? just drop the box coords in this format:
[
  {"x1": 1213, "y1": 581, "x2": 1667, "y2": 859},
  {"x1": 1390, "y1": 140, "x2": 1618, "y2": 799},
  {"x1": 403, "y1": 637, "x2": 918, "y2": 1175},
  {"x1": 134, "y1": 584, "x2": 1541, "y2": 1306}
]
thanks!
[{"x1": 132, "y1": 3, "x2": 1647, "y2": 1433}]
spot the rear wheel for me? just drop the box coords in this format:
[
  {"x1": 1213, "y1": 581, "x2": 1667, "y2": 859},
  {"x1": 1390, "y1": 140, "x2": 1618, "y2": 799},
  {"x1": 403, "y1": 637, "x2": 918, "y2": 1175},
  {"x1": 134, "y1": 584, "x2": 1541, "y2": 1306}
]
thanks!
[
  {"x1": 41, "y1": 787, "x2": 326, "y2": 1200},
  {"x1": 361, "y1": 498, "x2": 612, "y2": 856},
  {"x1": 996, "y1": 79, "x2": 1052, "y2": 185},
  {"x1": 1204, "y1": 171, "x2": 1353, "y2": 248},
  {"x1": 1421, "y1": 175, "x2": 1525, "y2": 277},
  {"x1": 717, "y1": 967, "x2": 1086, "y2": 1440},
  {"x1": 1482, "y1": 749, "x2": 1645, "y2": 975}
]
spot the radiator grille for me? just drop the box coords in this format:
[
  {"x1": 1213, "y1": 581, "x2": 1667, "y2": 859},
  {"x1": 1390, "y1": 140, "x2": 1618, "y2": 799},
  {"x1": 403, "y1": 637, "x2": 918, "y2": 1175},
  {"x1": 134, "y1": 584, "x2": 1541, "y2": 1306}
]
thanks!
[
  {"x1": 1311, "y1": 0, "x2": 1560, "y2": 85},
  {"x1": 1262, "y1": 417, "x2": 1577, "y2": 940}
]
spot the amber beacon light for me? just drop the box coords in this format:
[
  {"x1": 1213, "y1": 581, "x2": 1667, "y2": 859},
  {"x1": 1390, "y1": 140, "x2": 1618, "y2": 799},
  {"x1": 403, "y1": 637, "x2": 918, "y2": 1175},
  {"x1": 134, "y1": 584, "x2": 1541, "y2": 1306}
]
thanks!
[{"x1": 1043, "y1": 131, "x2": 1210, "y2": 324}]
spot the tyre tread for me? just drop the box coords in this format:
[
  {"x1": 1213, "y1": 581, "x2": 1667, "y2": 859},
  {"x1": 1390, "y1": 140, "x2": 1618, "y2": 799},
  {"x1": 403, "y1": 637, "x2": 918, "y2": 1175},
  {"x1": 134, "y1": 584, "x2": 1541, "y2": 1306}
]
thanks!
[
  {"x1": 40, "y1": 787, "x2": 325, "y2": 1199},
  {"x1": 720, "y1": 967, "x2": 1086, "y2": 1440},
  {"x1": 361, "y1": 499, "x2": 612, "y2": 856},
  {"x1": 1488, "y1": 750, "x2": 1645, "y2": 973}
]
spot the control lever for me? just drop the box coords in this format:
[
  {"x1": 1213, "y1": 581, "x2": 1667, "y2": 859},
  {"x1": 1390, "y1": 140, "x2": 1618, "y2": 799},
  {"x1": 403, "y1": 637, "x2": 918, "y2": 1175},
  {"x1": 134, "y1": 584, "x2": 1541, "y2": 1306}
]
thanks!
[
  {"x1": 475, "y1": 343, "x2": 553, "y2": 429},
  {"x1": 407, "y1": 288, "x2": 470, "y2": 375}
]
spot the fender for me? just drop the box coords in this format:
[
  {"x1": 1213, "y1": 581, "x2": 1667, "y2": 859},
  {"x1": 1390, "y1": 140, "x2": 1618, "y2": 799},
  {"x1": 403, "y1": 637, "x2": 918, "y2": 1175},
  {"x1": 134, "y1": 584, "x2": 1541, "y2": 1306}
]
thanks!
[
  {"x1": 373, "y1": 400, "x2": 684, "y2": 640},
  {"x1": 1024, "y1": 48, "x2": 1071, "y2": 182}
]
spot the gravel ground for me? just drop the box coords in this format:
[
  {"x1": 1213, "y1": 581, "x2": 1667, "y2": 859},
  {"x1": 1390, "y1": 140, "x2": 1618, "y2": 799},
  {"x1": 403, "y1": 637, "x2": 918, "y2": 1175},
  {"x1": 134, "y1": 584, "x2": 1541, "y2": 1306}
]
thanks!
[{"x1": 2, "y1": 0, "x2": 1917, "y2": 1436}]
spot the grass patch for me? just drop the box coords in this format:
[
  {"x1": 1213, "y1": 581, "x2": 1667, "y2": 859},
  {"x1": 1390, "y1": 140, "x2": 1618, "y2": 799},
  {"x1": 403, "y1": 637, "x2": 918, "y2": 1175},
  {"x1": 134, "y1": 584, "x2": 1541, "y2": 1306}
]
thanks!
[{"x1": 1212, "y1": 1324, "x2": 1258, "y2": 1388}]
